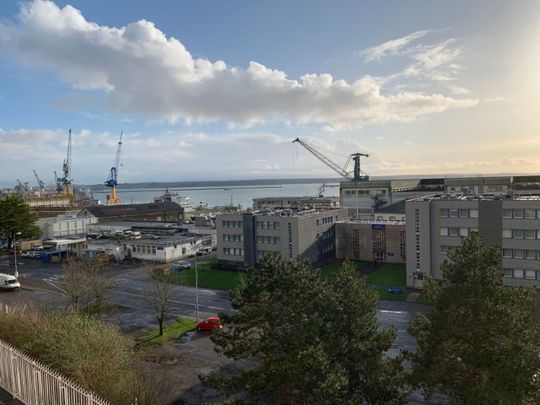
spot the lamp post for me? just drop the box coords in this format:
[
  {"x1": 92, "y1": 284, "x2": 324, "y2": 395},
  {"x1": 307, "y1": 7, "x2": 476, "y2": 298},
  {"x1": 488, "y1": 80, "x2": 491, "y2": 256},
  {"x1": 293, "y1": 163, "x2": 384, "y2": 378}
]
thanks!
[
  {"x1": 13, "y1": 232, "x2": 22, "y2": 279},
  {"x1": 195, "y1": 257, "x2": 200, "y2": 321}
]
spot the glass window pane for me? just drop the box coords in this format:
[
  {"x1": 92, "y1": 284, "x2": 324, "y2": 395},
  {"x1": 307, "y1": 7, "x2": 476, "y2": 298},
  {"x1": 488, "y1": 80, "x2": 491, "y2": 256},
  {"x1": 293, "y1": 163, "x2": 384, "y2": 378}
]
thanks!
[
  {"x1": 514, "y1": 249, "x2": 524, "y2": 259},
  {"x1": 440, "y1": 209, "x2": 449, "y2": 218},
  {"x1": 513, "y1": 269, "x2": 524, "y2": 279},
  {"x1": 458, "y1": 209, "x2": 469, "y2": 218},
  {"x1": 525, "y1": 209, "x2": 536, "y2": 219},
  {"x1": 503, "y1": 269, "x2": 512, "y2": 278},
  {"x1": 514, "y1": 209, "x2": 524, "y2": 219},
  {"x1": 526, "y1": 250, "x2": 536, "y2": 260},
  {"x1": 525, "y1": 230, "x2": 536, "y2": 240},
  {"x1": 459, "y1": 228, "x2": 469, "y2": 237},
  {"x1": 525, "y1": 270, "x2": 536, "y2": 280},
  {"x1": 470, "y1": 209, "x2": 479, "y2": 218},
  {"x1": 513, "y1": 229, "x2": 524, "y2": 239},
  {"x1": 449, "y1": 209, "x2": 458, "y2": 218},
  {"x1": 449, "y1": 228, "x2": 460, "y2": 237},
  {"x1": 502, "y1": 249, "x2": 513, "y2": 258}
]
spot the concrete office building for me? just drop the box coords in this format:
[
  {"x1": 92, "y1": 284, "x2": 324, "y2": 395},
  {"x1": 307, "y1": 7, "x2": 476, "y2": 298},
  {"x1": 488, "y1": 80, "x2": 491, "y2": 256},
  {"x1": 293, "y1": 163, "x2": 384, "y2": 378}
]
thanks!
[
  {"x1": 216, "y1": 208, "x2": 348, "y2": 268},
  {"x1": 335, "y1": 220, "x2": 406, "y2": 264},
  {"x1": 406, "y1": 194, "x2": 540, "y2": 289}
]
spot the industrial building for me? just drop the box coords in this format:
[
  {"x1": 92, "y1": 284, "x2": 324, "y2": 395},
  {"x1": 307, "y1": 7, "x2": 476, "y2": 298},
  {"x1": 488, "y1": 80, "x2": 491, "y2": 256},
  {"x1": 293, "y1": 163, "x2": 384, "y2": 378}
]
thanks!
[
  {"x1": 77, "y1": 201, "x2": 184, "y2": 222},
  {"x1": 406, "y1": 194, "x2": 540, "y2": 289},
  {"x1": 252, "y1": 196, "x2": 340, "y2": 210},
  {"x1": 38, "y1": 214, "x2": 98, "y2": 239},
  {"x1": 216, "y1": 207, "x2": 348, "y2": 268}
]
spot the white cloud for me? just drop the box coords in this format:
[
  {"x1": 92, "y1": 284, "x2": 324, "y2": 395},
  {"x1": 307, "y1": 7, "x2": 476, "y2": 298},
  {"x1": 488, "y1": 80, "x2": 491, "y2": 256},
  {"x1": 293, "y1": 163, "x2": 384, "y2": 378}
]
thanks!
[
  {"x1": 358, "y1": 30, "x2": 430, "y2": 62},
  {"x1": 0, "y1": 1, "x2": 477, "y2": 130}
]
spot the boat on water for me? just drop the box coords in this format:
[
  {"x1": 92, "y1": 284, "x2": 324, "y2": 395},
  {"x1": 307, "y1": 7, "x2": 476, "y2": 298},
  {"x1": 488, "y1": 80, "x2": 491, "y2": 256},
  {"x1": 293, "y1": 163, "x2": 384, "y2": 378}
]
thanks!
[{"x1": 154, "y1": 188, "x2": 195, "y2": 212}]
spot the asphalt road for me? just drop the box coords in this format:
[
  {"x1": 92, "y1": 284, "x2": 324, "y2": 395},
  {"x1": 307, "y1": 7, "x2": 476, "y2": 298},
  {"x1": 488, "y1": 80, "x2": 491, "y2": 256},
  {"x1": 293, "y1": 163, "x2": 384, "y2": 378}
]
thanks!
[{"x1": 0, "y1": 256, "x2": 426, "y2": 353}]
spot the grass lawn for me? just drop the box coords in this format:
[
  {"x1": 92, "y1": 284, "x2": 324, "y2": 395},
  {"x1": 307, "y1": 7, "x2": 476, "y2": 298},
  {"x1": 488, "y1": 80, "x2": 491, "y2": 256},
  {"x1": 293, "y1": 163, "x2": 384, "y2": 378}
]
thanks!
[
  {"x1": 137, "y1": 316, "x2": 196, "y2": 345},
  {"x1": 366, "y1": 263, "x2": 406, "y2": 287},
  {"x1": 318, "y1": 260, "x2": 365, "y2": 278},
  {"x1": 166, "y1": 258, "x2": 243, "y2": 290},
  {"x1": 414, "y1": 292, "x2": 431, "y2": 305}
]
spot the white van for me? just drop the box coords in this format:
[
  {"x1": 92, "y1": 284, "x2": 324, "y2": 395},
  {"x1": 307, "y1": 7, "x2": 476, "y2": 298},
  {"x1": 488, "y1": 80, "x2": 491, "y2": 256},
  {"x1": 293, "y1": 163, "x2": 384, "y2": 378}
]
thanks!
[{"x1": 0, "y1": 274, "x2": 21, "y2": 291}]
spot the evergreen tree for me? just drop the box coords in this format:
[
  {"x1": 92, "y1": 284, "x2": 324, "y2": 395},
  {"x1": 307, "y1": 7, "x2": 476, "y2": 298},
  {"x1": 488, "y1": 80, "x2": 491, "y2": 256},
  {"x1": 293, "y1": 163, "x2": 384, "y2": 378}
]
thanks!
[
  {"x1": 209, "y1": 255, "x2": 404, "y2": 403},
  {"x1": 409, "y1": 233, "x2": 540, "y2": 404},
  {"x1": 0, "y1": 194, "x2": 41, "y2": 248},
  {"x1": 325, "y1": 261, "x2": 405, "y2": 403}
]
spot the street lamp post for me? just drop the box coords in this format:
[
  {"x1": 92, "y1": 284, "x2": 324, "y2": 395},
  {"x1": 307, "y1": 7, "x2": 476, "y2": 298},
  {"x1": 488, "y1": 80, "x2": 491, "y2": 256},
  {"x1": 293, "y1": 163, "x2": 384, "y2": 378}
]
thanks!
[
  {"x1": 195, "y1": 257, "x2": 200, "y2": 321},
  {"x1": 13, "y1": 232, "x2": 22, "y2": 279}
]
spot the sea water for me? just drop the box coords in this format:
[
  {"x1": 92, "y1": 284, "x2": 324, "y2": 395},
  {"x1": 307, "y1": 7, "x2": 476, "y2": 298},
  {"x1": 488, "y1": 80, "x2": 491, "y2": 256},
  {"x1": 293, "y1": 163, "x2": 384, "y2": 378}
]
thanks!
[{"x1": 90, "y1": 182, "x2": 340, "y2": 208}]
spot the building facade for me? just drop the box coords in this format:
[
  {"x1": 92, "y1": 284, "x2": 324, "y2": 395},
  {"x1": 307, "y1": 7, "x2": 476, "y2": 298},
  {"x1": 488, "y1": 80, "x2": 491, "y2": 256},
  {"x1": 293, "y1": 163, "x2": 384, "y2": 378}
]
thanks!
[
  {"x1": 78, "y1": 201, "x2": 184, "y2": 223},
  {"x1": 406, "y1": 195, "x2": 540, "y2": 289},
  {"x1": 335, "y1": 221, "x2": 406, "y2": 264},
  {"x1": 39, "y1": 214, "x2": 98, "y2": 239},
  {"x1": 216, "y1": 208, "x2": 349, "y2": 268},
  {"x1": 252, "y1": 196, "x2": 340, "y2": 210}
]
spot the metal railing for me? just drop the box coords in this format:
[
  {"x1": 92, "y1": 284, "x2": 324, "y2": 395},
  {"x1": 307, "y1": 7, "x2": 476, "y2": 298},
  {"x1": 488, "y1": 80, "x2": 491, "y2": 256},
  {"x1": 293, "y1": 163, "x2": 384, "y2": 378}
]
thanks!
[{"x1": 0, "y1": 337, "x2": 110, "y2": 405}]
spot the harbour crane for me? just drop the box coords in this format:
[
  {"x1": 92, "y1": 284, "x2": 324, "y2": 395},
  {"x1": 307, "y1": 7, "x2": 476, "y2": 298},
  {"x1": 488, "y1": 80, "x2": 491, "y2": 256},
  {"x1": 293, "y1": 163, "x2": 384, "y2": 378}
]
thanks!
[
  {"x1": 292, "y1": 138, "x2": 369, "y2": 181},
  {"x1": 56, "y1": 129, "x2": 74, "y2": 203},
  {"x1": 105, "y1": 132, "x2": 123, "y2": 205},
  {"x1": 33, "y1": 169, "x2": 45, "y2": 196}
]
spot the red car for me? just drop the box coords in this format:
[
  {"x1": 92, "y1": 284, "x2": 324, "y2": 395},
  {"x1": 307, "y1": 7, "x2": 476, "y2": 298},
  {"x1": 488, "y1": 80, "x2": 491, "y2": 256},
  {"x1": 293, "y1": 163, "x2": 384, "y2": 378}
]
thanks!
[{"x1": 196, "y1": 316, "x2": 223, "y2": 332}]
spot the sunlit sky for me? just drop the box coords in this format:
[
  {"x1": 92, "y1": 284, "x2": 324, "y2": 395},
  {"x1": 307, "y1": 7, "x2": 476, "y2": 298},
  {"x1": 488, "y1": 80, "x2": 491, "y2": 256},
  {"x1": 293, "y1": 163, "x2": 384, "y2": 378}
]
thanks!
[{"x1": 1, "y1": 0, "x2": 540, "y2": 185}]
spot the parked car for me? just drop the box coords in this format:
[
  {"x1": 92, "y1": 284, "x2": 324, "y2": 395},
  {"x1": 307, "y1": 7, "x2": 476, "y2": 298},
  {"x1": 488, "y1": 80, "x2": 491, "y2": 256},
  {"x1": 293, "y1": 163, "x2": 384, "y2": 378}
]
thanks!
[
  {"x1": 0, "y1": 274, "x2": 20, "y2": 291},
  {"x1": 196, "y1": 316, "x2": 223, "y2": 332},
  {"x1": 171, "y1": 261, "x2": 192, "y2": 272},
  {"x1": 196, "y1": 247, "x2": 212, "y2": 256}
]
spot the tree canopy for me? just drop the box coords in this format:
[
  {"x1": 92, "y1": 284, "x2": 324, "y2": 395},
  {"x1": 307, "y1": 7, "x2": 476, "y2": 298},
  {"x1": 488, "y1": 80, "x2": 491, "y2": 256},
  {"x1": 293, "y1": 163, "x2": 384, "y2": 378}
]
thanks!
[
  {"x1": 0, "y1": 194, "x2": 41, "y2": 248},
  {"x1": 209, "y1": 254, "x2": 404, "y2": 403},
  {"x1": 409, "y1": 233, "x2": 540, "y2": 404}
]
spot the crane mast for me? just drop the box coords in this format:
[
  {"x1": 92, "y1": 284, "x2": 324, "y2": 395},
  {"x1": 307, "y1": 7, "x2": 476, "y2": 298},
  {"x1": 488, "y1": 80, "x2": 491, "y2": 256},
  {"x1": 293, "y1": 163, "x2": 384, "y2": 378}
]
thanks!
[
  {"x1": 292, "y1": 138, "x2": 369, "y2": 181},
  {"x1": 33, "y1": 169, "x2": 45, "y2": 196},
  {"x1": 105, "y1": 132, "x2": 123, "y2": 205},
  {"x1": 56, "y1": 129, "x2": 75, "y2": 203}
]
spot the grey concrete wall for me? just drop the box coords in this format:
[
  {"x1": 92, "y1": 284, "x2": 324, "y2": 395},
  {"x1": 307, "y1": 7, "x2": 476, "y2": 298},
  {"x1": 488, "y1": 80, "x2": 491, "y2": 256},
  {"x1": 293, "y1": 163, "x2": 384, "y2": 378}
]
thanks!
[{"x1": 479, "y1": 199, "x2": 502, "y2": 247}]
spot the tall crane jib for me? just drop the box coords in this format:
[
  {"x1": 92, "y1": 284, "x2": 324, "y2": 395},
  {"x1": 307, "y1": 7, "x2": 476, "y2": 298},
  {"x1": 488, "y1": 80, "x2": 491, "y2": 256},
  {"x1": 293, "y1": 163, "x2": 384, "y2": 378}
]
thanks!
[
  {"x1": 292, "y1": 138, "x2": 369, "y2": 181},
  {"x1": 56, "y1": 129, "x2": 75, "y2": 204},
  {"x1": 33, "y1": 169, "x2": 45, "y2": 195},
  {"x1": 105, "y1": 132, "x2": 123, "y2": 205}
]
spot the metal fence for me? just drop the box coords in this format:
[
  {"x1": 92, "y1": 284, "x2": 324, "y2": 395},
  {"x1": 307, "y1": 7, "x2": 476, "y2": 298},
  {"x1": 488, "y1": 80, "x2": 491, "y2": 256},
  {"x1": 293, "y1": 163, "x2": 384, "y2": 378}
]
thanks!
[{"x1": 0, "y1": 337, "x2": 111, "y2": 405}]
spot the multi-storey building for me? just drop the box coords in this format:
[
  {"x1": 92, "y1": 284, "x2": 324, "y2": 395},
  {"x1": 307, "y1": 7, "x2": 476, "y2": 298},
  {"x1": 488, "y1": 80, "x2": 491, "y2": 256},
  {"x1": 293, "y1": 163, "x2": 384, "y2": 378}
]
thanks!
[
  {"x1": 252, "y1": 196, "x2": 339, "y2": 210},
  {"x1": 406, "y1": 194, "x2": 540, "y2": 289},
  {"x1": 216, "y1": 208, "x2": 348, "y2": 268}
]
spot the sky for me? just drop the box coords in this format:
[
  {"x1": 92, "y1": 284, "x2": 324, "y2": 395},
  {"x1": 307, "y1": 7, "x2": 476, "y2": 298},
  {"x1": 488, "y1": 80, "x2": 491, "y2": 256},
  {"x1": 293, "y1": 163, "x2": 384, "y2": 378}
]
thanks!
[{"x1": 1, "y1": 0, "x2": 540, "y2": 186}]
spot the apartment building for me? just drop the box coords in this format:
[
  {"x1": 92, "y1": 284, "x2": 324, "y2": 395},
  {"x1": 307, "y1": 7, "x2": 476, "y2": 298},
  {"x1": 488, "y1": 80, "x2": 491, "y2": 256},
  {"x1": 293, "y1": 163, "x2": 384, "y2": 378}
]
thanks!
[
  {"x1": 216, "y1": 208, "x2": 348, "y2": 268},
  {"x1": 406, "y1": 194, "x2": 540, "y2": 289}
]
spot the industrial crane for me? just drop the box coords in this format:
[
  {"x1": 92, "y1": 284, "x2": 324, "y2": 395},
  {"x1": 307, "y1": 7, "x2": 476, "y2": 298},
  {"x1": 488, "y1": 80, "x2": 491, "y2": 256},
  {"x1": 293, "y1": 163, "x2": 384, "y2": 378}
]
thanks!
[
  {"x1": 56, "y1": 129, "x2": 74, "y2": 203},
  {"x1": 33, "y1": 169, "x2": 45, "y2": 196},
  {"x1": 292, "y1": 138, "x2": 369, "y2": 181},
  {"x1": 105, "y1": 132, "x2": 123, "y2": 205}
]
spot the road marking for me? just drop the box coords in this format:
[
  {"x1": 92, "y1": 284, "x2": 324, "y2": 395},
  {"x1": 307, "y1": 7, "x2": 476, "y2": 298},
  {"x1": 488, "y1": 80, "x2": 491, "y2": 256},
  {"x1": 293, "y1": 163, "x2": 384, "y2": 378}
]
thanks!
[
  {"x1": 111, "y1": 289, "x2": 227, "y2": 311},
  {"x1": 378, "y1": 309, "x2": 406, "y2": 314}
]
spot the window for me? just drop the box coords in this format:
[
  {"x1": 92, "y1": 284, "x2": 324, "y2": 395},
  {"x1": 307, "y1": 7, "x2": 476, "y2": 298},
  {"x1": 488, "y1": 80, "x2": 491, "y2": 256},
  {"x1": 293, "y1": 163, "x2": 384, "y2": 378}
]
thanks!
[
  {"x1": 525, "y1": 230, "x2": 536, "y2": 240},
  {"x1": 459, "y1": 228, "x2": 469, "y2": 237},
  {"x1": 449, "y1": 209, "x2": 458, "y2": 218},
  {"x1": 525, "y1": 270, "x2": 536, "y2": 280},
  {"x1": 502, "y1": 229, "x2": 512, "y2": 239},
  {"x1": 502, "y1": 249, "x2": 513, "y2": 258},
  {"x1": 503, "y1": 209, "x2": 513, "y2": 219},
  {"x1": 514, "y1": 249, "x2": 524, "y2": 259},
  {"x1": 448, "y1": 227, "x2": 460, "y2": 237},
  {"x1": 503, "y1": 268, "x2": 513, "y2": 278},
  {"x1": 459, "y1": 209, "x2": 469, "y2": 218},
  {"x1": 513, "y1": 229, "x2": 524, "y2": 239},
  {"x1": 525, "y1": 209, "x2": 536, "y2": 219},
  {"x1": 440, "y1": 227, "x2": 448, "y2": 236},
  {"x1": 470, "y1": 209, "x2": 479, "y2": 218},
  {"x1": 513, "y1": 269, "x2": 524, "y2": 279},
  {"x1": 526, "y1": 250, "x2": 536, "y2": 260},
  {"x1": 513, "y1": 209, "x2": 524, "y2": 219},
  {"x1": 440, "y1": 209, "x2": 449, "y2": 218}
]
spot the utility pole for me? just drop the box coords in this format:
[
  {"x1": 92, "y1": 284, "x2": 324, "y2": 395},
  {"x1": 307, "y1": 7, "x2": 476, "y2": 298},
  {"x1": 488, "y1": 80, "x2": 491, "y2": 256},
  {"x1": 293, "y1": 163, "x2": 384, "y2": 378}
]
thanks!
[
  {"x1": 195, "y1": 257, "x2": 200, "y2": 321},
  {"x1": 13, "y1": 232, "x2": 21, "y2": 278}
]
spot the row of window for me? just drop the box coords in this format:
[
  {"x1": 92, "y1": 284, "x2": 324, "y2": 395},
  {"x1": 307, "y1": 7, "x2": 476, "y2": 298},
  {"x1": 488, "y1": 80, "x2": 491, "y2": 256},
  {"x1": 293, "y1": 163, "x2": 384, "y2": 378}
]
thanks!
[
  {"x1": 321, "y1": 216, "x2": 334, "y2": 225},
  {"x1": 223, "y1": 234, "x2": 243, "y2": 242},
  {"x1": 222, "y1": 220, "x2": 242, "y2": 228},
  {"x1": 503, "y1": 268, "x2": 539, "y2": 280},
  {"x1": 256, "y1": 221, "x2": 280, "y2": 230},
  {"x1": 502, "y1": 229, "x2": 539, "y2": 239},
  {"x1": 256, "y1": 249, "x2": 279, "y2": 258},
  {"x1": 503, "y1": 249, "x2": 540, "y2": 260},
  {"x1": 440, "y1": 227, "x2": 478, "y2": 237},
  {"x1": 439, "y1": 208, "x2": 479, "y2": 219},
  {"x1": 257, "y1": 236, "x2": 280, "y2": 244},
  {"x1": 132, "y1": 244, "x2": 157, "y2": 255},
  {"x1": 343, "y1": 189, "x2": 386, "y2": 196},
  {"x1": 321, "y1": 241, "x2": 335, "y2": 253},
  {"x1": 223, "y1": 248, "x2": 243, "y2": 256},
  {"x1": 503, "y1": 209, "x2": 540, "y2": 219},
  {"x1": 321, "y1": 229, "x2": 333, "y2": 239}
]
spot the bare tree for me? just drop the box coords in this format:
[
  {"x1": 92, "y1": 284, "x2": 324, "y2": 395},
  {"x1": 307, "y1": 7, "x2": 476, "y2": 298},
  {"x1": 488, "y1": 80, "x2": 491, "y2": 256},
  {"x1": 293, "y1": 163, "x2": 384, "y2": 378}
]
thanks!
[
  {"x1": 61, "y1": 256, "x2": 89, "y2": 312},
  {"x1": 61, "y1": 256, "x2": 114, "y2": 313},
  {"x1": 145, "y1": 273, "x2": 174, "y2": 336}
]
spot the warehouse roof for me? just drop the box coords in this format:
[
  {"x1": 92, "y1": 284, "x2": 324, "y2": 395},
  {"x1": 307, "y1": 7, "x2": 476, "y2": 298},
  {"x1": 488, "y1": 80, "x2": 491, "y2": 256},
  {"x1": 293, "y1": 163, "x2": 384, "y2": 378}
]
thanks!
[{"x1": 78, "y1": 201, "x2": 182, "y2": 218}]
